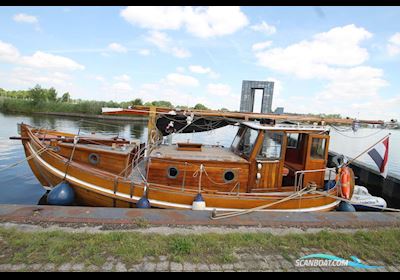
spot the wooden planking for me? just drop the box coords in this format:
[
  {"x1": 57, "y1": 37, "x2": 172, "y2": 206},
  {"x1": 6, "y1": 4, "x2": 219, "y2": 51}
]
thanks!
[
  {"x1": 147, "y1": 159, "x2": 249, "y2": 192},
  {"x1": 253, "y1": 161, "x2": 281, "y2": 190},
  {"x1": 55, "y1": 142, "x2": 134, "y2": 176}
]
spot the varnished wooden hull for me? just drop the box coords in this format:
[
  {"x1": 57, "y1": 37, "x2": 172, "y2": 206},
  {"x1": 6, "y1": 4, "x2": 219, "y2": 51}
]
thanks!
[{"x1": 21, "y1": 124, "x2": 342, "y2": 212}]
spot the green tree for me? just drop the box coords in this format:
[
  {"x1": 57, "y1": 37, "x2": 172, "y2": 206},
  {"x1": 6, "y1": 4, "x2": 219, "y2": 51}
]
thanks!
[
  {"x1": 60, "y1": 92, "x2": 71, "y2": 103},
  {"x1": 46, "y1": 87, "x2": 58, "y2": 102},
  {"x1": 193, "y1": 103, "x2": 209, "y2": 110},
  {"x1": 131, "y1": 98, "x2": 143, "y2": 106},
  {"x1": 28, "y1": 85, "x2": 45, "y2": 105},
  {"x1": 144, "y1": 100, "x2": 173, "y2": 108}
]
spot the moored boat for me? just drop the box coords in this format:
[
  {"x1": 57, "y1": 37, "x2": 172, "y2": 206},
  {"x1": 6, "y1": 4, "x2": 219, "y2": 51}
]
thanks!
[
  {"x1": 351, "y1": 185, "x2": 387, "y2": 211},
  {"x1": 16, "y1": 114, "x2": 357, "y2": 212}
]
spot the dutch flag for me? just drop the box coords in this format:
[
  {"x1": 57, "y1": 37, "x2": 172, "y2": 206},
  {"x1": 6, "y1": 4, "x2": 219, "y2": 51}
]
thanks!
[{"x1": 367, "y1": 135, "x2": 390, "y2": 178}]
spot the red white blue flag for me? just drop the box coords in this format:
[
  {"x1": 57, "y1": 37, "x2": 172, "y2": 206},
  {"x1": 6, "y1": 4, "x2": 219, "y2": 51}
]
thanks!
[{"x1": 367, "y1": 135, "x2": 390, "y2": 178}]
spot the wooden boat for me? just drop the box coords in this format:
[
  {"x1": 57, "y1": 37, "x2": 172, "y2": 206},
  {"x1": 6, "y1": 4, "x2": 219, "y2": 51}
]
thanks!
[{"x1": 15, "y1": 110, "x2": 359, "y2": 212}]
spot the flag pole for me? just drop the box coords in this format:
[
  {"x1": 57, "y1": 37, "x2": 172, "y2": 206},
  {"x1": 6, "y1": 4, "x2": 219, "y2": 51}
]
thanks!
[{"x1": 344, "y1": 133, "x2": 391, "y2": 167}]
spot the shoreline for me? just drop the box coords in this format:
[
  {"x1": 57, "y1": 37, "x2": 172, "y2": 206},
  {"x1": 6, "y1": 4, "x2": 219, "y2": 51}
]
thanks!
[{"x1": 32, "y1": 111, "x2": 149, "y2": 121}]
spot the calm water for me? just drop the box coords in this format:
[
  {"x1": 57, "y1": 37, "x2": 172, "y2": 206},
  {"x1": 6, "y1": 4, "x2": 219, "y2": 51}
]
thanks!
[{"x1": 0, "y1": 112, "x2": 399, "y2": 205}]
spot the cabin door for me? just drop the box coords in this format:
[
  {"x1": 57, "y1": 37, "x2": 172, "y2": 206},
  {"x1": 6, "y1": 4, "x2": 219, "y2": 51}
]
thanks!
[
  {"x1": 250, "y1": 131, "x2": 285, "y2": 192},
  {"x1": 302, "y1": 134, "x2": 330, "y2": 188}
]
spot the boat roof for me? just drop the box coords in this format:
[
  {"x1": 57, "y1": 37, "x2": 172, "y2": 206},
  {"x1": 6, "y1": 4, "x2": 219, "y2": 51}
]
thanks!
[{"x1": 241, "y1": 121, "x2": 330, "y2": 132}]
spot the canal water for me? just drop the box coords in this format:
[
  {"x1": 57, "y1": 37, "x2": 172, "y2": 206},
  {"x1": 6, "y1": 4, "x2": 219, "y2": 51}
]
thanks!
[{"x1": 0, "y1": 112, "x2": 399, "y2": 205}]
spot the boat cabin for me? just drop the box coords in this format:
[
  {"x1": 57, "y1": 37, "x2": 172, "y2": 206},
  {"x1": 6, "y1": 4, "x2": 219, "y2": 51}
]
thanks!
[{"x1": 147, "y1": 121, "x2": 330, "y2": 193}]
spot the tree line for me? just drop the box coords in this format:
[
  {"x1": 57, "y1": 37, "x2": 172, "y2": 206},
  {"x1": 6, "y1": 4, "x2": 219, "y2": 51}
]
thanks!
[{"x1": 0, "y1": 85, "x2": 222, "y2": 115}]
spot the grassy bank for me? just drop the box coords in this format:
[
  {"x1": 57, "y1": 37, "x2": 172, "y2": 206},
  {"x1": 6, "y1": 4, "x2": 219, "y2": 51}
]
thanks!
[
  {"x1": 1, "y1": 227, "x2": 399, "y2": 267},
  {"x1": 0, "y1": 97, "x2": 119, "y2": 115}
]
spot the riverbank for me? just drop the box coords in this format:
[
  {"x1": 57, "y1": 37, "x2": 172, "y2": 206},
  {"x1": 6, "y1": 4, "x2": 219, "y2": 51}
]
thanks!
[
  {"x1": 32, "y1": 111, "x2": 148, "y2": 121},
  {"x1": 0, "y1": 99, "x2": 148, "y2": 121}
]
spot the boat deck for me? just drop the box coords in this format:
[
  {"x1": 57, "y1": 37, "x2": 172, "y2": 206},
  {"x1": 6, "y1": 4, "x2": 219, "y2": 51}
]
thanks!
[{"x1": 149, "y1": 144, "x2": 248, "y2": 163}]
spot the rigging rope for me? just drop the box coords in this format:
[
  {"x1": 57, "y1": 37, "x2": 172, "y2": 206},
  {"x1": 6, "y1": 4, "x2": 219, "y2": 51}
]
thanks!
[{"x1": 330, "y1": 125, "x2": 388, "y2": 139}]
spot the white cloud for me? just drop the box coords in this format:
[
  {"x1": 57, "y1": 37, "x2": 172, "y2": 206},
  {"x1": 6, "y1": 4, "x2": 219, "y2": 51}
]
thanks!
[
  {"x1": 207, "y1": 83, "x2": 232, "y2": 96},
  {"x1": 140, "y1": 83, "x2": 160, "y2": 91},
  {"x1": 0, "y1": 41, "x2": 84, "y2": 71},
  {"x1": 19, "y1": 51, "x2": 85, "y2": 71},
  {"x1": 183, "y1": 6, "x2": 249, "y2": 38},
  {"x1": 113, "y1": 74, "x2": 131, "y2": 82},
  {"x1": 250, "y1": 21, "x2": 276, "y2": 35},
  {"x1": 146, "y1": 30, "x2": 170, "y2": 49},
  {"x1": 351, "y1": 95, "x2": 400, "y2": 120},
  {"x1": 121, "y1": 6, "x2": 248, "y2": 38},
  {"x1": 251, "y1": 40, "x2": 273, "y2": 51},
  {"x1": 0, "y1": 40, "x2": 20, "y2": 62},
  {"x1": 171, "y1": 47, "x2": 191, "y2": 58},
  {"x1": 108, "y1": 43, "x2": 128, "y2": 53},
  {"x1": 206, "y1": 83, "x2": 240, "y2": 109},
  {"x1": 164, "y1": 73, "x2": 199, "y2": 87},
  {"x1": 254, "y1": 24, "x2": 372, "y2": 79},
  {"x1": 389, "y1": 33, "x2": 400, "y2": 45},
  {"x1": 7, "y1": 67, "x2": 72, "y2": 87},
  {"x1": 138, "y1": 49, "x2": 150, "y2": 56},
  {"x1": 189, "y1": 64, "x2": 219, "y2": 79},
  {"x1": 387, "y1": 33, "x2": 400, "y2": 56},
  {"x1": 189, "y1": 65, "x2": 211, "y2": 74},
  {"x1": 94, "y1": 75, "x2": 106, "y2": 82},
  {"x1": 121, "y1": 6, "x2": 184, "y2": 30},
  {"x1": 253, "y1": 24, "x2": 392, "y2": 119},
  {"x1": 13, "y1": 13, "x2": 38, "y2": 24},
  {"x1": 111, "y1": 82, "x2": 133, "y2": 92},
  {"x1": 146, "y1": 31, "x2": 191, "y2": 58}
]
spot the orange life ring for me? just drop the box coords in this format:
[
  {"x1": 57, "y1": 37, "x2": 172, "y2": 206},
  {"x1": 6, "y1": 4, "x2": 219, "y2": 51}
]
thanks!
[{"x1": 339, "y1": 167, "x2": 353, "y2": 199}]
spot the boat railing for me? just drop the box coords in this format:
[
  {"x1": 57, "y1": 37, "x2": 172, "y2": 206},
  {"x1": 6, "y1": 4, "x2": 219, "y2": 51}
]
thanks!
[{"x1": 294, "y1": 167, "x2": 336, "y2": 192}]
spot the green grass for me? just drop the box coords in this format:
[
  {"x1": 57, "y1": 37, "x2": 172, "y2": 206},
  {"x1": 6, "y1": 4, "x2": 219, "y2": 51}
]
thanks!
[{"x1": 1, "y1": 227, "x2": 400, "y2": 266}]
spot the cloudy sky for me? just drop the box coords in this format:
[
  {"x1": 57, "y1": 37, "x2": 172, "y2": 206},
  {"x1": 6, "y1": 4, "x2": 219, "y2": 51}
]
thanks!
[{"x1": 0, "y1": 6, "x2": 399, "y2": 121}]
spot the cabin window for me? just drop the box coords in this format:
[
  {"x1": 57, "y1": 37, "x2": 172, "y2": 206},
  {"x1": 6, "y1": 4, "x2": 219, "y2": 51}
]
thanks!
[
  {"x1": 287, "y1": 133, "x2": 300, "y2": 148},
  {"x1": 231, "y1": 127, "x2": 246, "y2": 152},
  {"x1": 235, "y1": 127, "x2": 259, "y2": 158},
  {"x1": 167, "y1": 166, "x2": 179, "y2": 179},
  {"x1": 310, "y1": 138, "x2": 326, "y2": 160},
  {"x1": 88, "y1": 153, "x2": 100, "y2": 165},
  {"x1": 223, "y1": 170, "x2": 236, "y2": 182},
  {"x1": 258, "y1": 132, "x2": 284, "y2": 160}
]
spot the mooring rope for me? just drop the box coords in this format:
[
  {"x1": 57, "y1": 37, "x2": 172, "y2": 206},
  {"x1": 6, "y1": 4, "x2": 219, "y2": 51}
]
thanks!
[
  {"x1": 62, "y1": 126, "x2": 81, "y2": 181},
  {"x1": 0, "y1": 146, "x2": 48, "y2": 173},
  {"x1": 210, "y1": 186, "x2": 317, "y2": 220}
]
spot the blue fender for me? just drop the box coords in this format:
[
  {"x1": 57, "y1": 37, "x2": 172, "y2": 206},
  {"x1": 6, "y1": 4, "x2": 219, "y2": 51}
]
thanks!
[
  {"x1": 47, "y1": 181, "x2": 75, "y2": 206},
  {"x1": 336, "y1": 201, "x2": 356, "y2": 212},
  {"x1": 136, "y1": 196, "x2": 151, "y2": 208}
]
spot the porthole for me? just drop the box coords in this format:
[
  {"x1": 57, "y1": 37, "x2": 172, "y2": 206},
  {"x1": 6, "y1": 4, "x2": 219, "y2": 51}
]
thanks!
[
  {"x1": 224, "y1": 170, "x2": 236, "y2": 182},
  {"x1": 88, "y1": 153, "x2": 100, "y2": 165},
  {"x1": 167, "y1": 166, "x2": 179, "y2": 179}
]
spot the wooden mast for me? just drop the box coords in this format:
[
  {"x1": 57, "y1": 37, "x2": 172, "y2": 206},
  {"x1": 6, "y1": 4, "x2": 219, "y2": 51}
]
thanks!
[{"x1": 102, "y1": 105, "x2": 385, "y2": 125}]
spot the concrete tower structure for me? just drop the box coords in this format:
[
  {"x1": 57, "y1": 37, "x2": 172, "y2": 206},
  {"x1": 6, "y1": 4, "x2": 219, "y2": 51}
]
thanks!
[{"x1": 240, "y1": 80, "x2": 274, "y2": 113}]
